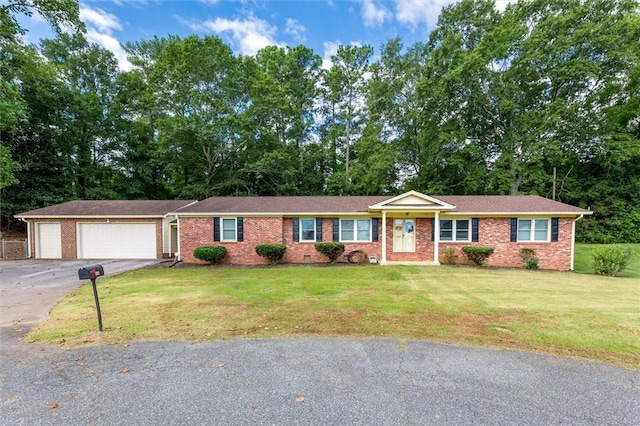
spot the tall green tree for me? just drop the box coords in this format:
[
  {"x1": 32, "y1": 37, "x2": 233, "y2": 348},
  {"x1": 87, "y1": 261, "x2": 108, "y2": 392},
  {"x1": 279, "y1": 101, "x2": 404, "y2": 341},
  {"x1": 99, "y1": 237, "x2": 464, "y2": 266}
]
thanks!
[
  {"x1": 427, "y1": 0, "x2": 639, "y2": 196},
  {"x1": 40, "y1": 33, "x2": 120, "y2": 199},
  {"x1": 322, "y1": 44, "x2": 373, "y2": 193},
  {"x1": 148, "y1": 35, "x2": 247, "y2": 198}
]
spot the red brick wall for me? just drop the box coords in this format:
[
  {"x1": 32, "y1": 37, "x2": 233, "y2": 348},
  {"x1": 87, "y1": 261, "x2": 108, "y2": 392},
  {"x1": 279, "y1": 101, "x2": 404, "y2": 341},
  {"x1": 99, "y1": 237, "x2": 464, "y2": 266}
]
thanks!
[
  {"x1": 180, "y1": 216, "x2": 284, "y2": 265},
  {"x1": 180, "y1": 216, "x2": 383, "y2": 265},
  {"x1": 26, "y1": 218, "x2": 165, "y2": 259},
  {"x1": 179, "y1": 215, "x2": 575, "y2": 270},
  {"x1": 438, "y1": 217, "x2": 574, "y2": 270}
]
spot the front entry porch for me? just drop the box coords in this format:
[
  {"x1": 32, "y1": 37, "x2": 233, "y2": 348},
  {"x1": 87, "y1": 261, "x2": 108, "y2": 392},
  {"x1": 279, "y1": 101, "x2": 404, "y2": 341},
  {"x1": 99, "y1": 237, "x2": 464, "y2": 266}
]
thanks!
[{"x1": 368, "y1": 191, "x2": 455, "y2": 265}]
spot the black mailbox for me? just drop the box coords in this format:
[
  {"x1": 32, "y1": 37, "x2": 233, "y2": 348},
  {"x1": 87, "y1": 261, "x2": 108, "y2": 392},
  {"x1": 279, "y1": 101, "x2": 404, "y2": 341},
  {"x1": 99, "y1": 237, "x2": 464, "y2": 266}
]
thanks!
[{"x1": 78, "y1": 264, "x2": 104, "y2": 280}]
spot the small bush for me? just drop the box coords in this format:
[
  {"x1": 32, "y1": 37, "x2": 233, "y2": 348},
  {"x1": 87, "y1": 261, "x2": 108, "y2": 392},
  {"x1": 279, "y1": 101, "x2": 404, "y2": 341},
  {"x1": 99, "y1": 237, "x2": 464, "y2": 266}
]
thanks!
[
  {"x1": 519, "y1": 248, "x2": 539, "y2": 270},
  {"x1": 193, "y1": 245, "x2": 227, "y2": 264},
  {"x1": 462, "y1": 246, "x2": 494, "y2": 266},
  {"x1": 255, "y1": 244, "x2": 287, "y2": 265},
  {"x1": 442, "y1": 247, "x2": 457, "y2": 265},
  {"x1": 314, "y1": 242, "x2": 345, "y2": 264},
  {"x1": 591, "y1": 245, "x2": 633, "y2": 277}
]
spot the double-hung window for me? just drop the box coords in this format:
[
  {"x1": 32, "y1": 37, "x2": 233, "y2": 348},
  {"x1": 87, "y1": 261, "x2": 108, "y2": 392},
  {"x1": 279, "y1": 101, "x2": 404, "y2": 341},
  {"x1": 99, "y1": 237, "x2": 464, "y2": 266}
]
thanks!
[
  {"x1": 221, "y1": 218, "x2": 237, "y2": 241},
  {"x1": 214, "y1": 217, "x2": 243, "y2": 242},
  {"x1": 517, "y1": 219, "x2": 549, "y2": 242},
  {"x1": 340, "y1": 219, "x2": 371, "y2": 242},
  {"x1": 440, "y1": 219, "x2": 470, "y2": 242},
  {"x1": 300, "y1": 218, "x2": 315, "y2": 242}
]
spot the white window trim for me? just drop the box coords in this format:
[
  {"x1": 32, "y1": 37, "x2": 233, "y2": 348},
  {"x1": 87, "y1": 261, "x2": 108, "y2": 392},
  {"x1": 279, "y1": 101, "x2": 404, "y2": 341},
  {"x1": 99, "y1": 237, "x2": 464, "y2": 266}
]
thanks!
[
  {"x1": 440, "y1": 218, "x2": 471, "y2": 242},
  {"x1": 517, "y1": 218, "x2": 550, "y2": 242},
  {"x1": 221, "y1": 217, "x2": 237, "y2": 242},
  {"x1": 340, "y1": 218, "x2": 372, "y2": 242},
  {"x1": 300, "y1": 218, "x2": 316, "y2": 243}
]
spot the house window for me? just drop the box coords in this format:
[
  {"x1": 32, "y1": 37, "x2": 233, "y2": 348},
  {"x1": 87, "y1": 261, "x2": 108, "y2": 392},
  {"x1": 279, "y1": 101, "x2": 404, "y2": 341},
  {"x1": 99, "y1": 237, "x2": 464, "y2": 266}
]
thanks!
[
  {"x1": 222, "y1": 218, "x2": 237, "y2": 241},
  {"x1": 300, "y1": 219, "x2": 315, "y2": 242},
  {"x1": 518, "y1": 219, "x2": 549, "y2": 242},
  {"x1": 440, "y1": 219, "x2": 470, "y2": 242},
  {"x1": 341, "y1": 219, "x2": 371, "y2": 242}
]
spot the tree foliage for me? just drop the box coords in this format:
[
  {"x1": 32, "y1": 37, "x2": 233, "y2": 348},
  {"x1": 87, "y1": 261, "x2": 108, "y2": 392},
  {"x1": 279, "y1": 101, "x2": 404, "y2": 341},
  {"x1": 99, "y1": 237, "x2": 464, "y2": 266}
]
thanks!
[{"x1": 2, "y1": 0, "x2": 639, "y2": 243}]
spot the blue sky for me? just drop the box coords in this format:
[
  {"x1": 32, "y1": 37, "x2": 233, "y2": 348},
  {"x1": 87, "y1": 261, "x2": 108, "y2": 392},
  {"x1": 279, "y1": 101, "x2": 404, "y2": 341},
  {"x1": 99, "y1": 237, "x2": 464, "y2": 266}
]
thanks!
[{"x1": 18, "y1": 1, "x2": 507, "y2": 70}]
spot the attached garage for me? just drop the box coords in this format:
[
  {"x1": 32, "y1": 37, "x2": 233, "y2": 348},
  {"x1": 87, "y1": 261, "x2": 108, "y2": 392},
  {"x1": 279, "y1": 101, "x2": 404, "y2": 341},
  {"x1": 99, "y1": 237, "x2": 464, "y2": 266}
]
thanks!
[
  {"x1": 16, "y1": 200, "x2": 197, "y2": 260},
  {"x1": 77, "y1": 223, "x2": 157, "y2": 259},
  {"x1": 36, "y1": 223, "x2": 62, "y2": 259}
]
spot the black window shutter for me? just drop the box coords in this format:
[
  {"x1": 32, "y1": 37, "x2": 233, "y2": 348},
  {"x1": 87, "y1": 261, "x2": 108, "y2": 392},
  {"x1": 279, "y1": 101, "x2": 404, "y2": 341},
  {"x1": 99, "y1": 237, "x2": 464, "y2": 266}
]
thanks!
[
  {"x1": 292, "y1": 218, "x2": 299, "y2": 242},
  {"x1": 472, "y1": 218, "x2": 479, "y2": 242},
  {"x1": 213, "y1": 217, "x2": 220, "y2": 241},
  {"x1": 332, "y1": 218, "x2": 339, "y2": 242},
  {"x1": 431, "y1": 218, "x2": 435, "y2": 241},
  {"x1": 316, "y1": 218, "x2": 323, "y2": 242},
  {"x1": 372, "y1": 218, "x2": 379, "y2": 242},
  {"x1": 551, "y1": 217, "x2": 559, "y2": 242},
  {"x1": 237, "y1": 217, "x2": 244, "y2": 242},
  {"x1": 510, "y1": 218, "x2": 518, "y2": 242}
]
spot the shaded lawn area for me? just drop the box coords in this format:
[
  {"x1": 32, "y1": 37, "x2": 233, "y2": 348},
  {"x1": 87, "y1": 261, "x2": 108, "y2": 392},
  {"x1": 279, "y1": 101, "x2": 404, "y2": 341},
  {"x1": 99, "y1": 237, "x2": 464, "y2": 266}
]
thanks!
[
  {"x1": 574, "y1": 243, "x2": 640, "y2": 278},
  {"x1": 27, "y1": 264, "x2": 639, "y2": 369}
]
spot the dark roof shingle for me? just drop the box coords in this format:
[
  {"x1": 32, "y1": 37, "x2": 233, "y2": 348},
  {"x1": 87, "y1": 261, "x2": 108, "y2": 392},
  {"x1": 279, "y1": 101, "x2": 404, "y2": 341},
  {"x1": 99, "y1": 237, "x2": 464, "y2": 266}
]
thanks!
[
  {"x1": 16, "y1": 200, "x2": 197, "y2": 217},
  {"x1": 176, "y1": 195, "x2": 589, "y2": 215}
]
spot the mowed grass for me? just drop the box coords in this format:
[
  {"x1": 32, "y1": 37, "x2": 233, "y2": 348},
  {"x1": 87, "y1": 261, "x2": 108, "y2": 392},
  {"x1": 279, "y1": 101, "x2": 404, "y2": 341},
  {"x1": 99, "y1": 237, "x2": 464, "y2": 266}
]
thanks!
[
  {"x1": 27, "y1": 264, "x2": 640, "y2": 369},
  {"x1": 574, "y1": 243, "x2": 640, "y2": 278}
]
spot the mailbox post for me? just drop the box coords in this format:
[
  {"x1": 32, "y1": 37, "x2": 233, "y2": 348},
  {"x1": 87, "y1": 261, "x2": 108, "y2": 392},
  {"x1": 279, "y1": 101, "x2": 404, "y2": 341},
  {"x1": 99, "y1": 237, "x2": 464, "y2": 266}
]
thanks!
[{"x1": 78, "y1": 264, "x2": 104, "y2": 331}]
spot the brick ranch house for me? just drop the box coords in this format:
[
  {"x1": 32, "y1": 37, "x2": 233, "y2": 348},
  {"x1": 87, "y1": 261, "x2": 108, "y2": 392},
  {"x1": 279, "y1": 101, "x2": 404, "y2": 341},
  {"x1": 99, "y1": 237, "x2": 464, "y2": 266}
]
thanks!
[{"x1": 174, "y1": 191, "x2": 592, "y2": 271}]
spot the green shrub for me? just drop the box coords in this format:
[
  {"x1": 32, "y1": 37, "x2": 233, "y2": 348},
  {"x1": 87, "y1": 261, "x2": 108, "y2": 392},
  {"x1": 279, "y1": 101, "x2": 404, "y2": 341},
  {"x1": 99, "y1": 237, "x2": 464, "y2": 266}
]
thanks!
[
  {"x1": 314, "y1": 242, "x2": 345, "y2": 264},
  {"x1": 255, "y1": 244, "x2": 287, "y2": 265},
  {"x1": 193, "y1": 245, "x2": 227, "y2": 264},
  {"x1": 519, "y1": 248, "x2": 539, "y2": 270},
  {"x1": 591, "y1": 245, "x2": 633, "y2": 277},
  {"x1": 462, "y1": 246, "x2": 494, "y2": 266},
  {"x1": 442, "y1": 247, "x2": 457, "y2": 265}
]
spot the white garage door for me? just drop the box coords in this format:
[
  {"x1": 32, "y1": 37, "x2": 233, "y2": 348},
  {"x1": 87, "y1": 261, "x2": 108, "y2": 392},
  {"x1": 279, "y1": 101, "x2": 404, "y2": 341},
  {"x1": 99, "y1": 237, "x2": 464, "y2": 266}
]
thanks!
[
  {"x1": 37, "y1": 223, "x2": 62, "y2": 259},
  {"x1": 77, "y1": 223, "x2": 157, "y2": 259}
]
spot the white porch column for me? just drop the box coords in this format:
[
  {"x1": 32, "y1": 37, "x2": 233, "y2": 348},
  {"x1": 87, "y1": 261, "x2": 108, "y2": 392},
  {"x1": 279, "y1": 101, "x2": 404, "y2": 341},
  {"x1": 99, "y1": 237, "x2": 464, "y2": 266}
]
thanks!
[
  {"x1": 381, "y1": 211, "x2": 387, "y2": 264},
  {"x1": 433, "y1": 211, "x2": 441, "y2": 265}
]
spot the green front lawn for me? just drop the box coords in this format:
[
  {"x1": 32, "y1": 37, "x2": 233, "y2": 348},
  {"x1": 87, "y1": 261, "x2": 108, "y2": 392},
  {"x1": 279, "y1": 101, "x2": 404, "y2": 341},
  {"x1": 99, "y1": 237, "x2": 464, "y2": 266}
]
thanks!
[
  {"x1": 28, "y1": 264, "x2": 640, "y2": 369},
  {"x1": 574, "y1": 243, "x2": 640, "y2": 278}
]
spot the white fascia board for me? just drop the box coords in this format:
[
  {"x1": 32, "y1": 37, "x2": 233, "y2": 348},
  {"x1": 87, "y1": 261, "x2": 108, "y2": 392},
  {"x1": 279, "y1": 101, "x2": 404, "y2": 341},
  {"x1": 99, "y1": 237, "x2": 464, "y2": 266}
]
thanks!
[
  {"x1": 15, "y1": 215, "x2": 164, "y2": 219},
  {"x1": 173, "y1": 212, "x2": 379, "y2": 217},
  {"x1": 441, "y1": 212, "x2": 592, "y2": 217}
]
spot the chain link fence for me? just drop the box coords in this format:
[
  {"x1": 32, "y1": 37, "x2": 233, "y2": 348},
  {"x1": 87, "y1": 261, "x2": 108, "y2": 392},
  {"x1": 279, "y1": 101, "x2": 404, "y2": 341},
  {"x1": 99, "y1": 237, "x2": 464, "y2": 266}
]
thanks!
[{"x1": 1, "y1": 239, "x2": 27, "y2": 260}]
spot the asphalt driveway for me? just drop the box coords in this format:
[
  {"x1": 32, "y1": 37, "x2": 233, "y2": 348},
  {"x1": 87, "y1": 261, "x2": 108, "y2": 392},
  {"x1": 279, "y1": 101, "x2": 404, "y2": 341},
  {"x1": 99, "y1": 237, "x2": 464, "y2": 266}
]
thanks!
[
  {"x1": 0, "y1": 259, "x2": 159, "y2": 326},
  {"x1": 0, "y1": 336, "x2": 639, "y2": 425}
]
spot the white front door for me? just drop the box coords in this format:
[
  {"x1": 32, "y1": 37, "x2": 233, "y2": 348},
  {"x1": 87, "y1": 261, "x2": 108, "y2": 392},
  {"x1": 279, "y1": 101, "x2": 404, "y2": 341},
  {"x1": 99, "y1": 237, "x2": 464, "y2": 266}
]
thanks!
[{"x1": 393, "y1": 218, "x2": 416, "y2": 252}]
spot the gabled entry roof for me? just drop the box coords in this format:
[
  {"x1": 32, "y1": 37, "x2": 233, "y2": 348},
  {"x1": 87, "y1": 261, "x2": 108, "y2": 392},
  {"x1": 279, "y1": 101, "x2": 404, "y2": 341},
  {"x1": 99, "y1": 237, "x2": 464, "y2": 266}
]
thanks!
[{"x1": 369, "y1": 190, "x2": 456, "y2": 211}]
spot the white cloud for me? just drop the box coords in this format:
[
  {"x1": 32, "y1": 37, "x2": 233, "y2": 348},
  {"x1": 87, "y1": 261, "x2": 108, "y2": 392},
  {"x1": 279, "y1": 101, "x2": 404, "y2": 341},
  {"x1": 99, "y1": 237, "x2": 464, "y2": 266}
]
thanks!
[
  {"x1": 394, "y1": 0, "x2": 455, "y2": 29},
  {"x1": 182, "y1": 14, "x2": 281, "y2": 56},
  {"x1": 79, "y1": 5, "x2": 132, "y2": 71},
  {"x1": 285, "y1": 18, "x2": 306, "y2": 42},
  {"x1": 321, "y1": 40, "x2": 341, "y2": 69},
  {"x1": 494, "y1": 0, "x2": 512, "y2": 12},
  {"x1": 79, "y1": 6, "x2": 122, "y2": 33},
  {"x1": 86, "y1": 29, "x2": 132, "y2": 71},
  {"x1": 361, "y1": 0, "x2": 391, "y2": 27}
]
